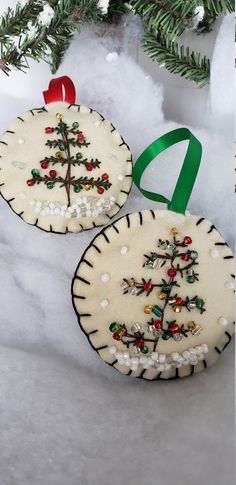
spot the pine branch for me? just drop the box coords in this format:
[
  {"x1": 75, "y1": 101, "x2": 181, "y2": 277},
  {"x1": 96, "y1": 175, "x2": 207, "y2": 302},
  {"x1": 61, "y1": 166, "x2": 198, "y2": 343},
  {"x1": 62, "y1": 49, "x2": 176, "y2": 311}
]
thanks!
[{"x1": 143, "y1": 31, "x2": 210, "y2": 87}]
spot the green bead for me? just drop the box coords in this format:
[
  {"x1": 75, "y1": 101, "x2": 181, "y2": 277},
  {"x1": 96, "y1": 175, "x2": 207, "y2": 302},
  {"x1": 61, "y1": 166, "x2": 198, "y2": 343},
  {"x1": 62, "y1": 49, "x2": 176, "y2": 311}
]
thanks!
[
  {"x1": 162, "y1": 285, "x2": 172, "y2": 293},
  {"x1": 72, "y1": 122, "x2": 79, "y2": 129},
  {"x1": 196, "y1": 298, "x2": 204, "y2": 309},
  {"x1": 141, "y1": 346, "x2": 149, "y2": 354},
  {"x1": 162, "y1": 332, "x2": 171, "y2": 340},
  {"x1": 187, "y1": 275, "x2": 195, "y2": 284},
  {"x1": 47, "y1": 182, "x2": 54, "y2": 189},
  {"x1": 58, "y1": 143, "x2": 65, "y2": 151},
  {"x1": 31, "y1": 168, "x2": 39, "y2": 178},
  {"x1": 190, "y1": 251, "x2": 198, "y2": 260},
  {"x1": 74, "y1": 186, "x2": 81, "y2": 193},
  {"x1": 152, "y1": 305, "x2": 164, "y2": 317},
  {"x1": 76, "y1": 152, "x2": 82, "y2": 160},
  {"x1": 109, "y1": 322, "x2": 119, "y2": 333}
]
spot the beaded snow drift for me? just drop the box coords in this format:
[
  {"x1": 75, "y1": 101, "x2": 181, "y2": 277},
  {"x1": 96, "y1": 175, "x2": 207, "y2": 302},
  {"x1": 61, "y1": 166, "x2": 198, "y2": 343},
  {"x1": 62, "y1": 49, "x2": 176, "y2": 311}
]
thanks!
[
  {"x1": 72, "y1": 209, "x2": 235, "y2": 380},
  {"x1": 0, "y1": 102, "x2": 132, "y2": 233}
]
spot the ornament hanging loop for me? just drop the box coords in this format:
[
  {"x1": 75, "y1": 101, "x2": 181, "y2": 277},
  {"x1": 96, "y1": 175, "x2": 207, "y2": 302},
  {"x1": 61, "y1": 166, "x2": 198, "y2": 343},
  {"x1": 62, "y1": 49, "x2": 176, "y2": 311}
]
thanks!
[
  {"x1": 43, "y1": 76, "x2": 76, "y2": 105},
  {"x1": 133, "y1": 128, "x2": 202, "y2": 215}
]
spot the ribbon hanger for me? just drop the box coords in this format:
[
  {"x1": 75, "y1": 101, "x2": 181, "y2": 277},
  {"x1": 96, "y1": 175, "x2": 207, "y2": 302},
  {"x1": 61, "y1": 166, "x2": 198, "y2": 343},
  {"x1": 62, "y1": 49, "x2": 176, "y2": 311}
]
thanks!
[{"x1": 133, "y1": 128, "x2": 202, "y2": 215}]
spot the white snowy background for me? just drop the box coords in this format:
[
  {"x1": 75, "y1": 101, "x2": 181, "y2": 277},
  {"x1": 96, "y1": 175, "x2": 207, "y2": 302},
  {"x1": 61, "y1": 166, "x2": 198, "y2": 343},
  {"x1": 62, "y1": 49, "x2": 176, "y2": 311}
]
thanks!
[{"x1": 0, "y1": 3, "x2": 234, "y2": 485}]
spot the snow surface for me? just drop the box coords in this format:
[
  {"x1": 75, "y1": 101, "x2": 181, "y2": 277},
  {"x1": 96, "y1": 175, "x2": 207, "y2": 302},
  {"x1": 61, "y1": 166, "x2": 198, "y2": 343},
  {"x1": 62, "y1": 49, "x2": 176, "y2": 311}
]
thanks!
[{"x1": 0, "y1": 14, "x2": 234, "y2": 485}]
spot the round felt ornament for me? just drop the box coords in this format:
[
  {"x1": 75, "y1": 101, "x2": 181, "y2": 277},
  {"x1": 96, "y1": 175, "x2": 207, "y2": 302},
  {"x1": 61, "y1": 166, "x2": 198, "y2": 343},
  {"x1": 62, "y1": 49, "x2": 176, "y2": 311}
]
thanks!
[
  {"x1": 0, "y1": 76, "x2": 132, "y2": 233},
  {"x1": 72, "y1": 129, "x2": 235, "y2": 380}
]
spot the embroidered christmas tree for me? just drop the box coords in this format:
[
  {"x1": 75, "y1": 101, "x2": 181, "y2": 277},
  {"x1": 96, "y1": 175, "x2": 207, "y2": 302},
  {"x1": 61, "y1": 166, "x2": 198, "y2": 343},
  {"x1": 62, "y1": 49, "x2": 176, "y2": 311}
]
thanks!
[
  {"x1": 26, "y1": 113, "x2": 112, "y2": 207},
  {"x1": 109, "y1": 227, "x2": 206, "y2": 354}
]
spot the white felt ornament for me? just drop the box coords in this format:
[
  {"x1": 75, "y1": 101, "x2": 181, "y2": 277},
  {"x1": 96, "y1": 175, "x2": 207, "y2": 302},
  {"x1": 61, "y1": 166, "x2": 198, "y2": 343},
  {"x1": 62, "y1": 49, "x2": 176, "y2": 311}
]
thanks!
[
  {"x1": 0, "y1": 76, "x2": 132, "y2": 233},
  {"x1": 72, "y1": 129, "x2": 235, "y2": 381}
]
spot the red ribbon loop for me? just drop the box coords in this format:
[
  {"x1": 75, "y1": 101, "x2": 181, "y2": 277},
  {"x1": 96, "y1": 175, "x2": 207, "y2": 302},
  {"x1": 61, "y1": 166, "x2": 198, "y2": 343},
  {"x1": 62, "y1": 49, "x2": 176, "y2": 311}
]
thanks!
[{"x1": 43, "y1": 76, "x2": 76, "y2": 105}]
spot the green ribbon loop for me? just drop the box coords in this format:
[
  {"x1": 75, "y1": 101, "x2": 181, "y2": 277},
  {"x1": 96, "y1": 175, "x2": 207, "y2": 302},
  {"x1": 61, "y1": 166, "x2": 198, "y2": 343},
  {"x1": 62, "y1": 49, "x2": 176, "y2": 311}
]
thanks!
[{"x1": 133, "y1": 127, "x2": 202, "y2": 214}]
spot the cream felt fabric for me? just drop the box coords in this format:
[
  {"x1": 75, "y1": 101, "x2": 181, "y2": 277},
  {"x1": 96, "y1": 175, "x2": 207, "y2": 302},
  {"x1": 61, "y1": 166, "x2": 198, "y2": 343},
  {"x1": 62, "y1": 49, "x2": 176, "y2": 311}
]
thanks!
[
  {"x1": 72, "y1": 209, "x2": 234, "y2": 380},
  {"x1": 0, "y1": 102, "x2": 132, "y2": 233}
]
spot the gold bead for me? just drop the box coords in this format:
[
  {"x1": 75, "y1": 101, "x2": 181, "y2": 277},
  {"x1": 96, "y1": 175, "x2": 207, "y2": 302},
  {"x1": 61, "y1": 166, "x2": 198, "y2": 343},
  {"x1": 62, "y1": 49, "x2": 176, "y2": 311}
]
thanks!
[
  {"x1": 144, "y1": 304, "x2": 152, "y2": 314},
  {"x1": 187, "y1": 321, "x2": 196, "y2": 331},
  {"x1": 170, "y1": 227, "x2": 179, "y2": 236},
  {"x1": 127, "y1": 278, "x2": 135, "y2": 286},
  {"x1": 56, "y1": 113, "x2": 63, "y2": 120},
  {"x1": 117, "y1": 327, "x2": 127, "y2": 338},
  {"x1": 56, "y1": 151, "x2": 63, "y2": 159},
  {"x1": 84, "y1": 184, "x2": 92, "y2": 191},
  {"x1": 173, "y1": 305, "x2": 182, "y2": 313},
  {"x1": 159, "y1": 292, "x2": 167, "y2": 301}
]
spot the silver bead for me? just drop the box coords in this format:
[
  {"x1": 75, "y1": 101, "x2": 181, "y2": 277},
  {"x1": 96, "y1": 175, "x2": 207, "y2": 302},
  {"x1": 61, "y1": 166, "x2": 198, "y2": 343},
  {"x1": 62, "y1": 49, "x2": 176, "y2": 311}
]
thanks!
[
  {"x1": 168, "y1": 297, "x2": 176, "y2": 305},
  {"x1": 128, "y1": 286, "x2": 138, "y2": 295},
  {"x1": 167, "y1": 243, "x2": 176, "y2": 251},
  {"x1": 187, "y1": 300, "x2": 197, "y2": 310},
  {"x1": 158, "y1": 240, "x2": 168, "y2": 250},
  {"x1": 131, "y1": 323, "x2": 141, "y2": 333},
  {"x1": 190, "y1": 324, "x2": 202, "y2": 336},
  {"x1": 132, "y1": 345, "x2": 141, "y2": 354},
  {"x1": 173, "y1": 333, "x2": 183, "y2": 341},
  {"x1": 147, "y1": 324, "x2": 155, "y2": 334},
  {"x1": 121, "y1": 281, "x2": 129, "y2": 291},
  {"x1": 187, "y1": 269, "x2": 194, "y2": 276}
]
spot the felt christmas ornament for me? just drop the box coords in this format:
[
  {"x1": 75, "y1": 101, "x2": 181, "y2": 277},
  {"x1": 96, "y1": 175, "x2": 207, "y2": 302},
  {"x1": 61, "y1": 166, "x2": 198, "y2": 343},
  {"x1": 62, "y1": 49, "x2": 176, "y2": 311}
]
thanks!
[
  {"x1": 72, "y1": 128, "x2": 234, "y2": 380},
  {"x1": 0, "y1": 76, "x2": 132, "y2": 234}
]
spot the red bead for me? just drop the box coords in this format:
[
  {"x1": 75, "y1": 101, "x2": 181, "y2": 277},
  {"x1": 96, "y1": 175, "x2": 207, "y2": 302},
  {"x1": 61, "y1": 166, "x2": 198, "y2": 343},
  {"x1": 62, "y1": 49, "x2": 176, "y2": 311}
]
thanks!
[
  {"x1": 135, "y1": 339, "x2": 144, "y2": 348},
  {"x1": 169, "y1": 323, "x2": 180, "y2": 334},
  {"x1": 97, "y1": 186, "x2": 104, "y2": 194},
  {"x1": 45, "y1": 127, "x2": 53, "y2": 134},
  {"x1": 181, "y1": 253, "x2": 190, "y2": 261},
  {"x1": 154, "y1": 320, "x2": 162, "y2": 329},
  {"x1": 78, "y1": 133, "x2": 85, "y2": 142},
  {"x1": 143, "y1": 282, "x2": 153, "y2": 292},
  {"x1": 86, "y1": 163, "x2": 93, "y2": 172},
  {"x1": 49, "y1": 170, "x2": 57, "y2": 178},
  {"x1": 183, "y1": 236, "x2": 192, "y2": 245},
  {"x1": 176, "y1": 297, "x2": 184, "y2": 306},
  {"x1": 102, "y1": 173, "x2": 109, "y2": 181},
  {"x1": 40, "y1": 161, "x2": 49, "y2": 169},
  {"x1": 113, "y1": 332, "x2": 121, "y2": 341},
  {"x1": 26, "y1": 179, "x2": 35, "y2": 187},
  {"x1": 167, "y1": 268, "x2": 177, "y2": 278}
]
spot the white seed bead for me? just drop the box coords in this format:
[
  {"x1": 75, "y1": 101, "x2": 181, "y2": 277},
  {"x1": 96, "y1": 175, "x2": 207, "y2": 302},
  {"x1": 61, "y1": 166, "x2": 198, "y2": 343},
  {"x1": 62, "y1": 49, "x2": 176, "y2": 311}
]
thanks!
[
  {"x1": 158, "y1": 354, "x2": 166, "y2": 363},
  {"x1": 54, "y1": 208, "x2": 60, "y2": 215},
  {"x1": 36, "y1": 201, "x2": 42, "y2": 207},
  {"x1": 140, "y1": 356, "x2": 148, "y2": 364},
  {"x1": 131, "y1": 357, "x2": 139, "y2": 366},
  {"x1": 120, "y1": 246, "x2": 128, "y2": 255},
  {"x1": 100, "y1": 299, "x2": 109, "y2": 309},
  {"x1": 183, "y1": 350, "x2": 190, "y2": 359},
  {"x1": 171, "y1": 352, "x2": 180, "y2": 361},
  {"x1": 108, "y1": 346, "x2": 117, "y2": 355},
  {"x1": 195, "y1": 346, "x2": 203, "y2": 355},
  {"x1": 201, "y1": 344, "x2": 208, "y2": 353},
  {"x1": 86, "y1": 210, "x2": 92, "y2": 217},
  {"x1": 211, "y1": 249, "x2": 219, "y2": 258},
  {"x1": 117, "y1": 174, "x2": 124, "y2": 181},
  {"x1": 189, "y1": 347, "x2": 197, "y2": 355},
  {"x1": 82, "y1": 197, "x2": 87, "y2": 203},
  {"x1": 225, "y1": 281, "x2": 235, "y2": 290},
  {"x1": 60, "y1": 211, "x2": 65, "y2": 217},
  {"x1": 49, "y1": 203, "x2": 55, "y2": 209},
  {"x1": 93, "y1": 210, "x2": 99, "y2": 217},
  {"x1": 98, "y1": 207, "x2": 103, "y2": 214},
  {"x1": 61, "y1": 205, "x2": 67, "y2": 212},
  {"x1": 65, "y1": 213, "x2": 71, "y2": 219},
  {"x1": 68, "y1": 206, "x2": 74, "y2": 213},
  {"x1": 218, "y1": 317, "x2": 228, "y2": 327},
  {"x1": 76, "y1": 198, "x2": 82, "y2": 205},
  {"x1": 123, "y1": 351, "x2": 129, "y2": 360},
  {"x1": 124, "y1": 359, "x2": 131, "y2": 367},
  {"x1": 17, "y1": 137, "x2": 25, "y2": 144},
  {"x1": 151, "y1": 352, "x2": 159, "y2": 361},
  {"x1": 100, "y1": 273, "x2": 110, "y2": 283}
]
